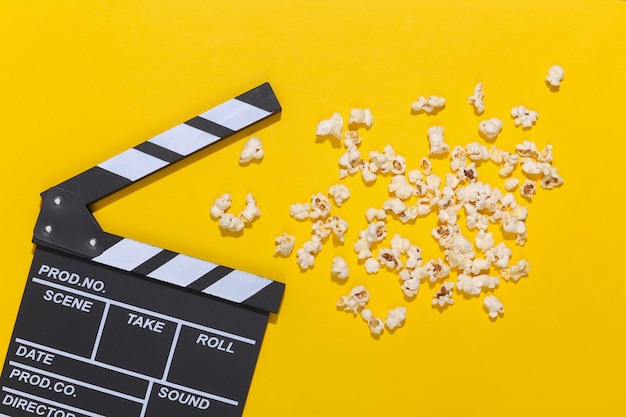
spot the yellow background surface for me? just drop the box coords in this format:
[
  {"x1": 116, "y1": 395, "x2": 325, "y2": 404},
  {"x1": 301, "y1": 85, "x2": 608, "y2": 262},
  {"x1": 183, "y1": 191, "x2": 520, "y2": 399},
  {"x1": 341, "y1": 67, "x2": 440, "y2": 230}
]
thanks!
[{"x1": 1, "y1": 1, "x2": 625, "y2": 416}]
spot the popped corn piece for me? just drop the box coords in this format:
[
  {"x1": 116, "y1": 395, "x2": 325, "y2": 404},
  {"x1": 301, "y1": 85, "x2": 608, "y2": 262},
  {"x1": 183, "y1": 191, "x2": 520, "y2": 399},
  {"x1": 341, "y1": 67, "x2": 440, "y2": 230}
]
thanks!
[
  {"x1": 328, "y1": 184, "x2": 351, "y2": 207},
  {"x1": 328, "y1": 215, "x2": 349, "y2": 242},
  {"x1": 485, "y1": 242, "x2": 512, "y2": 269},
  {"x1": 511, "y1": 105, "x2": 539, "y2": 128},
  {"x1": 364, "y1": 257, "x2": 380, "y2": 274},
  {"x1": 520, "y1": 179, "x2": 537, "y2": 200},
  {"x1": 457, "y1": 163, "x2": 479, "y2": 183},
  {"x1": 343, "y1": 130, "x2": 363, "y2": 149},
  {"x1": 407, "y1": 169, "x2": 423, "y2": 184},
  {"x1": 353, "y1": 235, "x2": 372, "y2": 260},
  {"x1": 515, "y1": 140, "x2": 540, "y2": 159},
  {"x1": 316, "y1": 112, "x2": 343, "y2": 139},
  {"x1": 411, "y1": 95, "x2": 446, "y2": 113},
  {"x1": 364, "y1": 221, "x2": 387, "y2": 243},
  {"x1": 520, "y1": 157, "x2": 550, "y2": 177},
  {"x1": 274, "y1": 233, "x2": 295, "y2": 256},
  {"x1": 475, "y1": 230, "x2": 495, "y2": 252},
  {"x1": 545, "y1": 65, "x2": 565, "y2": 88},
  {"x1": 406, "y1": 245, "x2": 423, "y2": 269},
  {"x1": 389, "y1": 154, "x2": 407, "y2": 175},
  {"x1": 483, "y1": 295, "x2": 504, "y2": 318},
  {"x1": 296, "y1": 235, "x2": 323, "y2": 269},
  {"x1": 312, "y1": 220, "x2": 332, "y2": 239},
  {"x1": 388, "y1": 175, "x2": 414, "y2": 200},
  {"x1": 503, "y1": 177, "x2": 519, "y2": 191},
  {"x1": 420, "y1": 157, "x2": 433, "y2": 175},
  {"x1": 337, "y1": 285, "x2": 370, "y2": 313},
  {"x1": 210, "y1": 193, "x2": 232, "y2": 219},
  {"x1": 360, "y1": 308, "x2": 384, "y2": 335},
  {"x1": 289, "y1": 202, "x2": 310, "y2": 220},
  {"x1": 507, "y1": 259, "x2": 530, "y2": 282},
  {"x1": 385, "y1": 307, "x2": 407, "y2": 330},
  {"x1": 450, "y1": 145, "x2": 467, "y2": 172},
  {"x1": 466, "y1": 142, "x2": 490, "y2": 161},
  {"x1": 498, "y1": 153, "x2": 519, "y2": 177},
  {"x1": 239, "y1": 137, "x2": 264, "y2": 164},
  {"x1": 489, "y1": 145, "x2": 504, "y2": 164},
  {"x1": 431, "y1": 223, "x2": 459, "y2": 248},
  {"x1": 338, "y1": 147, "x2": 362, "y2": 176},
  {"x1": 365, "y1": 208, "x2": 387, "y2": 223},
  {"x1": 239, "y1": 193, "x2": 260, "y2": 223},
  {"x1": 309, "y1": 193, "x2": 332, "y2": 220},
  {"x1": 467, "y1": 82, "x2": 485, "y2": 114},
  {"x1": 401, "y1": 277, "x2": 420, "y2": 298},
  {"x1": 218, "y1": 213, "x2": 245, "y2": 232},
  {"x1": 432, "y1": 282, "x2": 455, "y2": 307},
  {"x1": 331, "y1": 256, "x2": 350, "y2": 279},
  {"x1": 445, "y1": 173, "x2": 461, "y2": 190},
  {"x1": 383, "y1": 197, "x2": 407, "y2": 215},
  {"x1": 540, "y1": 167, "x2": 564, "y2": 189},
  {"x1": 425, "y1": 259, "x2": 451, "y2": 282},
  {"x1": 378, "y1": 248, "x2": 403, "y2": 271},
  {"x1": 303, "y1": 235, "x2": 323, "y2": 254},
  {"x1": 390, "y1": 233, "x2": 411, "y2": 253},
  {"x1": 462, "y1": 257, "x2": 491, "y2": 276},
  {"x1": 427, "y1": 126, "x2": 450, "y2": 155},
  {"x1": 348, "y1": 108, "x2": 374, "y2": 127},
  {"x1": 538, "y1": 144, "x2": 553, "y2": 163},
  {"x1": 360, "y1": 164, "x2": 378, "y2": 183},
  {"x1": 478, "y1": 118, "x2": 503, "y2": 139},
  {"x1": 456, "y1": 273, "x2": 499, "y2": 296}
]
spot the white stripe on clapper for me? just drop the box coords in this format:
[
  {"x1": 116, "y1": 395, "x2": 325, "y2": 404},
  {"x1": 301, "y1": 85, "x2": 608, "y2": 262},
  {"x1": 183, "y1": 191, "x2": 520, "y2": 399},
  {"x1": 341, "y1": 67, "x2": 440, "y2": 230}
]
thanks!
[
  {"x1": 98, "y1": 148, "x2": 169, "y2": 182},
  {"x1": 202, "y1": 270, "x2": 272, "y2": 303},
  {"x1": 92, "y1": 238, "x2": 162, "y2": 271},
  {"x1": 147, "y1": 254, "x2": 218, "y2": 287},
  {"x1": 148, "y1": 124, "x2": 220, "y2": 156},
  {"x1": 199, "y1": 99, "x2": 271, "y2": 131}
]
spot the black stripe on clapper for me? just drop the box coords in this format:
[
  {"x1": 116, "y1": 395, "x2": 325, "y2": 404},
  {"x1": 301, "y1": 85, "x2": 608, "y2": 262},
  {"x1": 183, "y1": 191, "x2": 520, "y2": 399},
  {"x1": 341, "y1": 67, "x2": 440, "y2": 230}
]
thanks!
[
  {"x1": 54, "y1": 166, "x2": 132, "y2": 205},
  {"x1": 131, "y1": 250, "x2": 178, "y2": 276},
  {"x1": 184, "y1": 117, "x2": 235, "y2": 139},
  {"x1": 236, "y1": 82, "x2": 282, "y2": 113},
  {"x1": 186, "y1": 266, "x2": 235, "y2": 292},
  {"x1": 134, "y1": 142, "x2": 184, "y2": 164}
]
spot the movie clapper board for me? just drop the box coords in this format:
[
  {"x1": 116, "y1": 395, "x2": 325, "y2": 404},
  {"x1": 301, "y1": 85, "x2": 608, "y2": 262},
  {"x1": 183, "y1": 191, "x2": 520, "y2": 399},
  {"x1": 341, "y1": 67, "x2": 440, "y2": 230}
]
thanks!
[{"x1": 0, "y1": 83, "x2": 285, "y2": 417}]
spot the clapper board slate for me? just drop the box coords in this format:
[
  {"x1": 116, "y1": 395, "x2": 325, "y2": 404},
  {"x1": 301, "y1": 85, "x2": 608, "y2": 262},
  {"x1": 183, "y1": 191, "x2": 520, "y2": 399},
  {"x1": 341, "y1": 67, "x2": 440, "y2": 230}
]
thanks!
[{"x1": 0, "y1": 83, "x2": 285, "y2": 417}]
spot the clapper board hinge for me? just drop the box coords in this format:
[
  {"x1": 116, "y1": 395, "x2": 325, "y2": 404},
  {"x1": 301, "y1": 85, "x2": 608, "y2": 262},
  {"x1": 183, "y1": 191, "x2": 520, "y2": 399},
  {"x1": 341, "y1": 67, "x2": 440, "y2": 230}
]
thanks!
[{"x1": 29, "y1": 82, "x2": 285, "y2": 314}]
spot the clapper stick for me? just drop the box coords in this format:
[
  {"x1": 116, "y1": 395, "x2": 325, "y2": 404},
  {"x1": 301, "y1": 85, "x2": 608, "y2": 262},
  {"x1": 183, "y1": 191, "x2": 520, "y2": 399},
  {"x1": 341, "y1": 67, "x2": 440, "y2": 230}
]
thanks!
[{"x1": 1, "y1": 83, "x2": 285, "y2": 417}]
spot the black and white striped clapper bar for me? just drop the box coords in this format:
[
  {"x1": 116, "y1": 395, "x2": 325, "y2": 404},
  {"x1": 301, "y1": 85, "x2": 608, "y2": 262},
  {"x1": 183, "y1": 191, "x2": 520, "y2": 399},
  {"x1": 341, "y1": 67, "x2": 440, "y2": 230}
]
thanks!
[{"x1": 0, "y1": 83, "x2": 285, "y2": 417}]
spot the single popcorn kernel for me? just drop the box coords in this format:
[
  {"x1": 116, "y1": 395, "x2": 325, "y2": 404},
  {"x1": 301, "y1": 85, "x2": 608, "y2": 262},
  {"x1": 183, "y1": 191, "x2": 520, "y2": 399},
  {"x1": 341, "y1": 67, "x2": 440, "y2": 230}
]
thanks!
[
  {"x1": 511, "y1": 105, "x2": 539, "y2": 128},
  {"x1": 239, "y1": 136, "x2": 264, "y2": 164},
  {"x1": 411, "y1": 95, "x2": 446, "y2": 113},
  {"x1": 331, "y1": 256, "x2": 350, "y2": 280},
  {"x1": 348, "y1": 108, "x2": 374, "y2": 127},
  {"x1": 274, "y1": 233, "x2": 295, "y2": 256},
  {"x1": 467, "y1": 82, "x2": 485, "y2": 114},
  {"x1": 483, "y1": 295, "x2": 504, "y2": 319},
  {"x1": 316, "y1": 112, "x2": 344, "y2": 139},
  {"x1": 545, "y1": 65, "x2": 565, "y2": 88},
  {"x1": 338, "y1": 285, "x2": 370, "y2": 313},
  {"x1": 478, "y1": 118, "x2": 503, "y2": 139},
  {"x1": 385, "y1": 307, "x2": 407, "y2": 330},
  {"x1": 432, "y1": 282, "x2": 455, "y2": 307},
  {"x1": 361, "y1": 308, "x2": 385, "y2": 335},
  {"x1": 427, "y1": 126, "x2": 450, "y2": 155}
]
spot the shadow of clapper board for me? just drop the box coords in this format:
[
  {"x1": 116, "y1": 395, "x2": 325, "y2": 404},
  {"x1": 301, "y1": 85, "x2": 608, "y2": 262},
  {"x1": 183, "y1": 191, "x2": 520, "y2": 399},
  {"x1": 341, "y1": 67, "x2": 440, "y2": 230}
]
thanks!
[{"x1": 0, "y1": 83, "x2": 285, "y2": 417}]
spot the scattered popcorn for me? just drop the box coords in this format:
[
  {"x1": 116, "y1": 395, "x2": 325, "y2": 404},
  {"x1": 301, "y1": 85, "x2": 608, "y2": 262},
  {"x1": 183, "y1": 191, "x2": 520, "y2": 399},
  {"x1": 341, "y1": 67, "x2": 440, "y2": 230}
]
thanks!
[
  {"x1": 432, "y1": 282, "x2": 455, "y2": 307},
  {"x1": 511, "y1": 105, "x2": 539, "y2": 128},
  {"x1": 316, "y1": 112, "x2": 344, "y2": 139},
  {"x1": 378, "y1": 248, "x2": 403, "y2": 271},
  {"x1": 420, "y1": 157, "x2": 433, "y2": 175},
  {"x1": 239, "y1": 193, "x2": 260, "y2": 223},
  {"x1": 338, "y1": 147, "x2": 362, "y2": 178},
  {"x1": 210, "y1": 193, "x2": 232, "y2": 219},
  {"x1": 331, "y1": 256, "x2": 350, "y2": 279},
  {"x1": 515, "y1": 140, "x2": 540, "y2": 159},
  {"x1": 520, "y1": 179, "x2": 537, "y2": 200},
  {"x1": 290, "y1": 202, "x2": 310, "y2": 220},
  {"x1": 466, "y1": 142, "x2": 490, "y2": 161},
  {"x1": 274, "y1": 233, "x2": 295, "y2": 256},
  {"x1": 348, "y1": 108, "x2": 374, "y2": 127},
  {"x1": 309, "y1": 193, "x2": 332, "y2": 220},
  {"x1": 498, "y1": 152, "x2": 519, "y2": 177},
  {"x1": 239, "y1": 137, "x2": 264, "y2": 164},
  {"x1": 360, "y1": 308, "x2": 385, "y2": 335},
  {"x1": 483, "y1": 295, "x2": 504, "y2": 318},
  {"x1": 485, "y1": 243, "x2": 512, "y2": 269},
  {"x1": 296, "y1": 235, "x2": 323, "y2": 269},
  {"x1": 545, "y1": 65, "x2": 565, "y2": 88},
  {"x1": 364, "y1": 221, "x2": 387, "y2": 243},
  {"x1": 456, "y1": 273, "x2": 499, "y2": 296},
  {"x1": 427, "y1": 126, "x2": 450, "y2": 155},
  {"x1": 328, "y1": 184, "x2": 351, "y2": 207},
  {"x1": 344, "y1": 130, "x2": 363, "y2": 148},
  {"x1": 503, "y1": 177, "x2": 519, "y2": 191},
  {"x1": 507, "y1": 259, "x2": 530, "y2": 282},
  {"x1": 365, "y1": 208, "x2": 386, "y2": 223},
  {"x1": 388, "y1": 175, "x2": 414, "y2": 200},
  {"x1": 385, "y1": 307, "x2": 407, "y2": 330},
  {"x1": 401, "y1": 277, "x2": 420, "y2": 298},
  {"x1": 478, "y1": 118, "x2": 503, "y2": 139},
  {"x1": 411, "y1": 95, "x2": 446, "y2": 113},
  {"x1": 218, "y1": 213, "x2": 244, "y2": 232},
  {"x1": 364, "y1": 257, "x2": 380, "y2": 274},
  {"x1": 540, "y1": 167, "x2": 564, "y2": 189},
  {"x1": 337, "y1": 285, "x2": 370, "y2": 313},
  {"x1": 467, "y1": 82, "x2": 485, "y2": 114}
]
